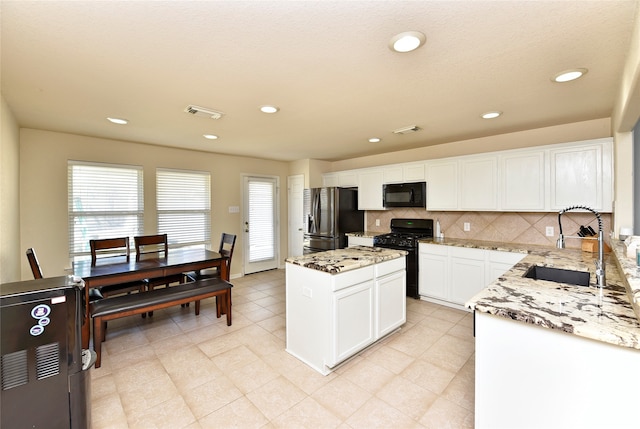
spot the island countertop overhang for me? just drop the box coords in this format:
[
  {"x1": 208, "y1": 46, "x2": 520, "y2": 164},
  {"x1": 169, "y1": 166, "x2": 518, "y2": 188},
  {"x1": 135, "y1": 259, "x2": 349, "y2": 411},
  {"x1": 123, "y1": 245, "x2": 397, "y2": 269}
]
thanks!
[{"x1": 285, "y1": 245, "x2": 407, "y2": 274}]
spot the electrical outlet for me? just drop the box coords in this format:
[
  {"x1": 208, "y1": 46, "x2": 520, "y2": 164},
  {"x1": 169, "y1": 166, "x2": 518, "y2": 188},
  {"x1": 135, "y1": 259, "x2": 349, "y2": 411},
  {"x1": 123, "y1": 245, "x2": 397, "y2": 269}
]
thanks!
[
  {"x1": 375, "y1": 219, "x2": 380, "y2": 227},
  {"x1": 464, "y1": 222, "x2": 471, "y2": 232},
  {"x1": 546, "y1": 226, "x2": 554, "y2": 237}
]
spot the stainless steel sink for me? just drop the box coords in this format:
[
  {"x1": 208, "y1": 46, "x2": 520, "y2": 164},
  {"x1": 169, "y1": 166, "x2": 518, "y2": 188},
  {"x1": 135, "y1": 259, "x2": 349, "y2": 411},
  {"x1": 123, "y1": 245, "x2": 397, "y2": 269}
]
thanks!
[{"x1": 523, "y1": 265, "x2": 590, "y2": 286}]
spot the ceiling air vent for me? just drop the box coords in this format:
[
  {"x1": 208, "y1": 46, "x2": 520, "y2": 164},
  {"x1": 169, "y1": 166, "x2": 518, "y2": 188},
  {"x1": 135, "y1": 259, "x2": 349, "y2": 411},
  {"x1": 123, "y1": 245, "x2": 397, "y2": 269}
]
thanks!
[
  {"x1": 184, "y1": 105, "x2": 224, "y2": 120},
  {"x1": 393, "y1": 125, "x2": 421, "y2": 135}
]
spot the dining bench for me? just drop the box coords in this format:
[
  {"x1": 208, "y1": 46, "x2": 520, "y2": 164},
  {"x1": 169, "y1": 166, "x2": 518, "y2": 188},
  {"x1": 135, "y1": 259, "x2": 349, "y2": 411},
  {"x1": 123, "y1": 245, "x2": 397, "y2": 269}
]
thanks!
[{"x1": 90, "y1": 277, "x2": 232, "y2": 368}]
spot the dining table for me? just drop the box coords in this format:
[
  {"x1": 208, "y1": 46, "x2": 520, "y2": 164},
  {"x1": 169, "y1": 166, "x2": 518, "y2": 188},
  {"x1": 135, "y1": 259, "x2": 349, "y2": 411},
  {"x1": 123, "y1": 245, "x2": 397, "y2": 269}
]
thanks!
[{"x1": 73, "y1": 248, "x2": 228, "y2": 349}]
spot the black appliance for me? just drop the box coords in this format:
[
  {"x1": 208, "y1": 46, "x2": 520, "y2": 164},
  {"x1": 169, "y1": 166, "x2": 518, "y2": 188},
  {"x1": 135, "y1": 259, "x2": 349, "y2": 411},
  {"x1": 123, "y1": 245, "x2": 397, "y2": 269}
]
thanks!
[
  {"x1": 1, "y1": 275, "x2": 94, "y2": 428},
  {"x1": 374, "y1": 218, "x2": 434, "y2": 299},
  {"x1": 303, "y1": 187, "x2": 364, "y2": 253},
  {"x1": 383, "y1": 182, "x2": 426, "y2": 208}
]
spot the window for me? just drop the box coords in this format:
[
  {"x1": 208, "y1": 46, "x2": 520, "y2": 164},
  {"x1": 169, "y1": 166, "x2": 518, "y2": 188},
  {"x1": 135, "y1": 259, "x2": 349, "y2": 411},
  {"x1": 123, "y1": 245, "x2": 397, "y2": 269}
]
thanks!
[
  {"x1": 68, "y1": 161, "x2": 143, "y2": 259},
  {"x1": 156, "y1": 168, "x2": 211, "y2": 249}
]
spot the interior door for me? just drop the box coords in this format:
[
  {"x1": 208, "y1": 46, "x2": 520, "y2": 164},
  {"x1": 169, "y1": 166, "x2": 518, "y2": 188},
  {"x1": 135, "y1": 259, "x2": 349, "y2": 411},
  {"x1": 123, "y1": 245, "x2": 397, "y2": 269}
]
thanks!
[
  {"x1": 287, "y1": 174, "x2": 304, "y2": 257},
  {"x1": 243, "y1": 175, "x2": 279, "y2": 274}
]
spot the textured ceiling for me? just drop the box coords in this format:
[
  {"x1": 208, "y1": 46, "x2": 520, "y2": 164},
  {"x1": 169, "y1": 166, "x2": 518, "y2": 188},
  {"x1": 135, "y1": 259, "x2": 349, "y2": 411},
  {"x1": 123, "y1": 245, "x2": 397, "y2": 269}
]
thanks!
[{"x1": 2, "y1": 1, "x2": 637, "y2": 161}]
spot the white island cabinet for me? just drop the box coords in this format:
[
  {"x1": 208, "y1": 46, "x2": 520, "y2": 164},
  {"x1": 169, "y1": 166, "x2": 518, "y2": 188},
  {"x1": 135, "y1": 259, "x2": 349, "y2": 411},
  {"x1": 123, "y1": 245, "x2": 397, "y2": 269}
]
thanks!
[{"x1": 286, "y1": 251, "x2": 405, "y2": 375}]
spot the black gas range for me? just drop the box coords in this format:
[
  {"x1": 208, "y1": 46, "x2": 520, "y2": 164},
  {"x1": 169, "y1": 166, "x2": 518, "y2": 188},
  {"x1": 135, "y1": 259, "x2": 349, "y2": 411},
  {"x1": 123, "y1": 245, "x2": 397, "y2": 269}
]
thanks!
[{"x1": 373, "y1": 218, "x2": 434, "y2": 299}]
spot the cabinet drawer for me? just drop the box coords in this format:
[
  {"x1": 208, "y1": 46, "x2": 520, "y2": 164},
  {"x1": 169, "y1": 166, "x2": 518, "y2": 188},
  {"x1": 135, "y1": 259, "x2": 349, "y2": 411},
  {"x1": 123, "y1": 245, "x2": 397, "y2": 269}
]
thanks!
[
  {"x1": 332, "y1": 266, "x2": 375, "y2": 291},
  {"x1": 419, "y1": 243, "x2": 448, "y2": 256},
  {"x1": 375, "y1": 257, "x2": 406, "y2": 277},
  {"x1": 449, "y1": 246, "x2": 485, "y2": 260}
]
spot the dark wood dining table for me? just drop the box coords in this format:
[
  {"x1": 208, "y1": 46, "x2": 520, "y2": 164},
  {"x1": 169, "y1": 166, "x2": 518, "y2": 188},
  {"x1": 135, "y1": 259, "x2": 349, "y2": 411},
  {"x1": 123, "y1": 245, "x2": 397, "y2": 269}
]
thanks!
[{"x1": 73, "y1": 248, "x2": 228, "y2": 349}]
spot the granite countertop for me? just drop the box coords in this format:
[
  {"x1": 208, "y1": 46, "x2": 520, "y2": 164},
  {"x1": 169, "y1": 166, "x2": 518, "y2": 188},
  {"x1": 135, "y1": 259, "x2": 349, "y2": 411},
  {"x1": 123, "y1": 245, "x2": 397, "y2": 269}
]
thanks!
[
  {"x1": 345, "y1": 231, "x2": 388, "y2": 239},
  {"x1": 285, "y1": 246, "x2": 407, "y2": 274},
  {"x1": 453, "y1": 237, "x2": 640, "y2": 350}
]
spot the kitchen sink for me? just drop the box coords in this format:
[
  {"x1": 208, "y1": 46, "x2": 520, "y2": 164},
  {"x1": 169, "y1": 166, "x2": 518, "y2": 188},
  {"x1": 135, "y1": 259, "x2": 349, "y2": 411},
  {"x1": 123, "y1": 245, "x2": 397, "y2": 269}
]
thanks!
[{"x1": 523, "y1": 265, "x2": 590, "y2": 287}]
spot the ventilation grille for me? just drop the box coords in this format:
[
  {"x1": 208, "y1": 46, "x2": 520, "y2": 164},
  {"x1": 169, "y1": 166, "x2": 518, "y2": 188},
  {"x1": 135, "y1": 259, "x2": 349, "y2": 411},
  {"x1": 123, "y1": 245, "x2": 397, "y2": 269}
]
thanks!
[
  {"x1": 1, "y1": 349, "x2": 28, "y2": 390},
  {"x1": 184, "y1": 105, "x2": 224, "y2": 120},
  {"x1": 392, "y1": 125, "x2": 421, "y2": 135},
  {"x1": 36, "y1": 342, "x2": 60, "y2": 380}
]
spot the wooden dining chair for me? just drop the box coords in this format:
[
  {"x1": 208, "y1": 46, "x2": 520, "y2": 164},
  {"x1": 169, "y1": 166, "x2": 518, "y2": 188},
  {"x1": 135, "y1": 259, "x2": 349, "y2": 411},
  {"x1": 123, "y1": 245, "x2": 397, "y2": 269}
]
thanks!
[
  {"x1": 90, "y1": 237, "x2": 146, "y2": 297},
  {"x1": 26, "y1": 248, "x2": 43, "y2": 279},
  {"x1": 134, "y1": 234, "x2": 185, "y2": 316},
  {"x1": 184, "y1": 233, "x2": 236, "y2": 317}
]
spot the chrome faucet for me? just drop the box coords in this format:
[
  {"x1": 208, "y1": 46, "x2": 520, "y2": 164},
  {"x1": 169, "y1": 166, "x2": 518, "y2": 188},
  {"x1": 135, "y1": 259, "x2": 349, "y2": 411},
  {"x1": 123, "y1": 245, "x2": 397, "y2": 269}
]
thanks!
[{"x1": 556, "y1": 205, "x2": 605, "y2": 287}]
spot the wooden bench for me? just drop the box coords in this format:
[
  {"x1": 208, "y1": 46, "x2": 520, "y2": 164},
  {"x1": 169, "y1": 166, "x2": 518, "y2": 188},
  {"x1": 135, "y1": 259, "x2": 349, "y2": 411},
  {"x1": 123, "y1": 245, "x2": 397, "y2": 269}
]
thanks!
[{"x1": 90, "y1": 277, "x2": 232, "y2": 368}]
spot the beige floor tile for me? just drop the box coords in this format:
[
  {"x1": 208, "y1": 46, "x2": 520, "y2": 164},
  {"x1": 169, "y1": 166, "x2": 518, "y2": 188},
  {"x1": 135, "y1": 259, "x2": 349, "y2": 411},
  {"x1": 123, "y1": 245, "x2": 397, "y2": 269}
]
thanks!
[
  {"x1": 270, "y1": 396, "x2": 343, "y2": 429},
  {"x1": 342, "y1": 359, "x2": 395, "y2": 395},
  {"x1": 363, "y1": 344, "x2": 416, "y2": 374},
  {"x1": 311, "y1": 376, "x2": 372, "y2": 421},
  {"x1": 118, "y1": 372, "x2": 181, "y2": 414},
  {"x1": 375, "y1": 376, "x2": 439, "y2": 421},
  {"x1": 91, "y1": 391, "x2": 127, "y2": 429},
  {"x1": 159, "y1": 346, "x2": 223, "y2": 392},
  {"x1": 227, "y1": 359, "x2": 280, "y2": 394},
  {"x1": 126, "y1": 395, "x2": 196, "y2": 429},
  {"x1": 401, "y1": 359, "x2": 456, "y2": 395},
  {"x1": 345, "y1": 396, "x2": 424, "y2": 428},
  {"x1": 246, "y1": 376, "x2": 307, "y2": 421},
  {"x1": 198, "y1": 397, "x2": 269, "y2": 428},
  {"x1": 112, "y1": 358, "x2": 168, "y2": 392},
  {"x1": 181, "y1": 375, "x2": 243, "y2": 419},
  {"x1": 419, "y1": 396, "x2": 474, "y2": 429},
  {"x1": 211, "y1": 344, "x2": 260, "y2": 372}
]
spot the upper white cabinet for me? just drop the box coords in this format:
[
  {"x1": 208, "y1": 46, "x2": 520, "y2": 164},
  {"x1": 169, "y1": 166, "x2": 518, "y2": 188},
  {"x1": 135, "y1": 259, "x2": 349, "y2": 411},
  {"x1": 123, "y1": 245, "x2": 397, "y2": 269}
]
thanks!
[
  {"x1": 357, "y1": 169, "x2": 385, "y2": 210},
  {"x1": 549, "y1": 139, "x2": 612, "y2": 211},
  {"x1": 383, "y1": 163, "x2": 425, "y2": 184},
  {"x1": 459, "y1": 157, "x2": 498, "y2": 210},
  {"x1": 383, "y1": 166, "x2": 404, "y2": 184},
  {"x1": 500, "y1": 151, "x2": 545, "y2": 211},
  {"x1": 426, "y1": 161, "x2": 458, "y2": 210},
  {"x1": 323, "y1": 171, "x2": 358, "y2": 188}
]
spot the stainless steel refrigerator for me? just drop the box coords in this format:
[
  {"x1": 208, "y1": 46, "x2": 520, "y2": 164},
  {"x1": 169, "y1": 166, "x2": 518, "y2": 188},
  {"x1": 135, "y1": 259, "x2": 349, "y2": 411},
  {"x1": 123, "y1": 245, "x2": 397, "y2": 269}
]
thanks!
[
  {"x1": 303, "y1": 187, "x2": 364, "y2": 253},
  {"x1": 1, "y1": 275, "x2": 94, "y2": 428}
]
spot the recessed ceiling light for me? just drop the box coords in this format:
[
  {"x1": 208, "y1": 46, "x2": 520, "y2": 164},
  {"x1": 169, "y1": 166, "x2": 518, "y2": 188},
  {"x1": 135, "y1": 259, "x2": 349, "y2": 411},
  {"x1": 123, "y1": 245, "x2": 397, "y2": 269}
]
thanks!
[
  {"x1": 552, "y1": 68, "x2": 588, "y2": 83},
  {"x1": 107, "y1": 117, "x2": 128, "y2": 125},
  {"x1": 481, "y1": 111, "x2": 502, "y2": 119},
  {"x1": 260, "y1": 105, "x2": 279, "y2": 113},
  {"x1": 389, "y1": 31, "x2": 426, "y2": 53},
  {"x1": 369, "y1": 137, "x2": 381, "y2": 143},
  {"x1": 203, "y1": 134, "x2": 218, "y2": 140}
]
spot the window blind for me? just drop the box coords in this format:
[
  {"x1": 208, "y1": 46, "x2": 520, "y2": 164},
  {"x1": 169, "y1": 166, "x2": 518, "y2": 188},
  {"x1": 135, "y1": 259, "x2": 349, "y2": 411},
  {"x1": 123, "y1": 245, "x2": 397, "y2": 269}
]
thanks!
[
  {"x1": 248, "y1": 179, "x2": 275, "y2": 262},
  {"x1": 156, "y1": 168, "x2": 211, "y2": 248},
  {"x1": 68, "y1": 161, "x2": 143, "y2": 258}
]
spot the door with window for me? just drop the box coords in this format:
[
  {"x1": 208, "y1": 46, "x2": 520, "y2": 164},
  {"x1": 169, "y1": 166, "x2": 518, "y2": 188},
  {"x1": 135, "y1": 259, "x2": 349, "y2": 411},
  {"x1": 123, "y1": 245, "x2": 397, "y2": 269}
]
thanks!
[{"x1": 243, "y1": 175, "x2": 279, "y2": 274}]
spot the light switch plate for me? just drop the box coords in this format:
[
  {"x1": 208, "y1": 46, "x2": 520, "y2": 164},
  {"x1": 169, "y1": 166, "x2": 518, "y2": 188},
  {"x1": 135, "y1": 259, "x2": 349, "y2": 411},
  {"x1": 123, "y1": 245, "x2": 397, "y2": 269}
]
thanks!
[{"x1": 464, "y1": 222, "x2": 471, "y2": 232}]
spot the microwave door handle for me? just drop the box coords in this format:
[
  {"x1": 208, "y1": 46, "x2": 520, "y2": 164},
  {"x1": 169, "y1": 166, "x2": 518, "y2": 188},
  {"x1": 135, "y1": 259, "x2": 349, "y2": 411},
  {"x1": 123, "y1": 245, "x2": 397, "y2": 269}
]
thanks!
[{"x1": 410, "y1": 188, "x2": 415, "y2": 204}]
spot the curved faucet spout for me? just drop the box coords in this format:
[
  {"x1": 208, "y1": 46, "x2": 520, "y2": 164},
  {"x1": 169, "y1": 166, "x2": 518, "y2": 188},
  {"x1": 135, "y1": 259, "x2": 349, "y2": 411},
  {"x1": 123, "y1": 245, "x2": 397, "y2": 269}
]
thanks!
[{"x1": 556, "y1": 205, "x2": 605, "y2": 287}]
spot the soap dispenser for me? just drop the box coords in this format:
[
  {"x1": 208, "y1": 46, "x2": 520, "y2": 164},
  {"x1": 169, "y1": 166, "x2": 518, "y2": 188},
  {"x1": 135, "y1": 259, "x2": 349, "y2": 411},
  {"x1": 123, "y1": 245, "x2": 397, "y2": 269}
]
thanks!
[{"x1": 435, "y1": 219, "x2": 441, "y2": 239}]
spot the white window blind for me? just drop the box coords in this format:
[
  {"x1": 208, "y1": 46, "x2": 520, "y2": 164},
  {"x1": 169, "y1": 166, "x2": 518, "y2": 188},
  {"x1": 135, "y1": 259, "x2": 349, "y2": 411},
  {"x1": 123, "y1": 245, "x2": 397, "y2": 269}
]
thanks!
[
  {"x1": 248, "y1": 179, "x2": 275, "y2": 262},
  {"x1": 68, "y1": 161, "x2": 143, "y2": 258},
  {"x1": 156, "y1": 168, "x2": 211, "y2": 249}
]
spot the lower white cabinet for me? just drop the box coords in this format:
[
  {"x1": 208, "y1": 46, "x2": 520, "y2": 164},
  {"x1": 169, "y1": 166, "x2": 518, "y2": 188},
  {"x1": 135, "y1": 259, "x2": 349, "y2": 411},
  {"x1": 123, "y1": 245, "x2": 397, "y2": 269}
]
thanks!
[
  {"x1": 419, "y1": 243, "x2": 524, "y2": 309},
  {"x1": 286, "y1": 257, "x2": 406, "y2": 375},
  {"x1": 347, "y1": 235, "x2": 374, "y2": 247}
]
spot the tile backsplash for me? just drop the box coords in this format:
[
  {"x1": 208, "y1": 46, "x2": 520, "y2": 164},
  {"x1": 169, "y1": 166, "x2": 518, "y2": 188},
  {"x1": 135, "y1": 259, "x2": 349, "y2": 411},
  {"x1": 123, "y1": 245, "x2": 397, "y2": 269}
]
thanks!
[{"x1": 366, "y1": 209, "x2": 611, "y2": 249}]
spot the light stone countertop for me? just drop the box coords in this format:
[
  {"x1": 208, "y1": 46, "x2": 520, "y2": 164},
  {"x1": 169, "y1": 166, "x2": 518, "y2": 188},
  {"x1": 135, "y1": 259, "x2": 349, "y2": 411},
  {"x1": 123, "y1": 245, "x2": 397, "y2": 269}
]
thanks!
[
  {"x1": 285, "y1": 246, "x2": 407, "y2": 274},
  {"x1": 345, "y1": 231, "x2": 388, "y2": 239},
  {"x1": 427, "y1": 237, "x2": 640, "y2": 350}
]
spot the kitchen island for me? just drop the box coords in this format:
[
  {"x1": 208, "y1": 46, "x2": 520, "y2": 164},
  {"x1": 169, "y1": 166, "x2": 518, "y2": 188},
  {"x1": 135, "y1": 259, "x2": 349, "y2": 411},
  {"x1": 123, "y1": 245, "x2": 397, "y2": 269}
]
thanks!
[
  {"x1": 285, "y1": 246, "x2": 406, "y2": 375},
  {"x1": 465, "y1": 240, "x2": 640, "y2": 429}
]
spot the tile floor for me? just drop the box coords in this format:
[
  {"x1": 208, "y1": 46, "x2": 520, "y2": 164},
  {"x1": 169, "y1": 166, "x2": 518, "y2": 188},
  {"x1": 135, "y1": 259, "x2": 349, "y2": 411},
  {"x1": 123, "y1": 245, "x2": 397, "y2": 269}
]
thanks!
[{"x1": 90, "y1": 269, "x2": 475, "y2": 428}]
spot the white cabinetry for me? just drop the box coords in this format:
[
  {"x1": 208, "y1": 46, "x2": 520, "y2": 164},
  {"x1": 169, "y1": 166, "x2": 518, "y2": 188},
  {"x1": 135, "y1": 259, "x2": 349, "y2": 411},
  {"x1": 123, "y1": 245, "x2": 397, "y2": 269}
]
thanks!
[
  {"x1": 500, "y1": 151, "x2": 545, "y2": 211},
  {"x1": 323, "y1": 171, "x2": 358, "y2": 188},
  {"x1": 347, "y1": 235, "x2": 374, "y2": 247},
  {"x1": 459, "y1": 157, "x2": 498, "y2": 210},
  {"x1": 357, "y1": 169, "x2": 385, "y2": 210},
  {"x1": 426, "y1": 161, "x2": 458, "y2": 210},
  {"x1": 286, "y1": 257, "x2": 406, "y2": 375},
  {"x1": 383, "y1": 163, "x2": 425, "y2": 184},
  {"x1": 418, "y1": 243, "x2": 525, "y2": 309}
]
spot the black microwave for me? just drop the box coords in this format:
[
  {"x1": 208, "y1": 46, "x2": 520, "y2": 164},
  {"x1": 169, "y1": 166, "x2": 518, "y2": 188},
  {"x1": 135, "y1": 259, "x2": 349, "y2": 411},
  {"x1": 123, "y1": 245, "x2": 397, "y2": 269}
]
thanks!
[{"x1": 383, "y1": 182, "x2": 426, "y2": 208}]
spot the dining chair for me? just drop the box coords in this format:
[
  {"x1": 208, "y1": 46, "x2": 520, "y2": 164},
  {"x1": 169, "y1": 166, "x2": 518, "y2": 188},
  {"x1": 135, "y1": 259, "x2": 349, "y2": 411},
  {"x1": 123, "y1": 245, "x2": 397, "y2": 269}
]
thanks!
[
  {"x1": 184, "y1": 233, "x2": 236, "y2": 317},
  {"x1": 26, "y1": 248, "x2": 43, "y2": 279},
  {"x1": 90, "y1": 237, "x2": 146, "y2": 297},
  {"x1": 27, "y1": 248, "x2": 104, "y2": 301},
  {"x1": 134, "y1": 234, "x2": 185, "y2": 316}
]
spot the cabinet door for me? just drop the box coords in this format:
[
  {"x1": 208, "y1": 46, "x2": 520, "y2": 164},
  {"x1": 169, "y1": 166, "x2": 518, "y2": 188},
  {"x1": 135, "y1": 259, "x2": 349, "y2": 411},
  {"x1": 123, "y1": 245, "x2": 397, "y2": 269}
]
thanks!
[
  {"x1": 418, "y1": 244, "x2": 449, "y2": 299},
  {"x1": 357, "y1": 170, "x2": 385, "y2": 210},
  {"x1": 549, "y1": 145, "x2": 602, "y2": 210},
  {"x1": 501, "y1": 152, "x2": 545, "y2": 211},
  {"x1": 486, "y1": 250, "x2": 525, "y2": 284},
  {"x1": 426, "y1": 161, "x2": 458, "y2": 210},
  {"x1": 331, "y1": 280, "x2": 375, "y2": 365},
  {"x1": 449, "y1": 255, "x2": 486, "y2": 305},
  {"x1": 383, "y1": 166, "x2": 403, "y2": 184},
  {"x1": 339, "y1": 172, "x2": 358, "y2": 188},
  {"x1": 403, "y1": 164, "x2": 425, "y2": 182},
  {"x1": 347, "y1": 236, "x2": 374, "y2": 247},
  {"x1": 460, "y1": 157, "x2": 498, "y2": 210},
  {"x1": 323, "y1": 173, "x2": 340, "y2": 187},
  {"x1": 376, "y1": 270, "x2": 406, "y2": 338}
]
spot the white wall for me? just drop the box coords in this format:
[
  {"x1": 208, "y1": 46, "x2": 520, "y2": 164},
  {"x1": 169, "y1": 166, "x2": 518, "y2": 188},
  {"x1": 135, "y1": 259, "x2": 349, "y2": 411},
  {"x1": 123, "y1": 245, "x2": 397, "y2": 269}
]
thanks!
[
  {"x1": 0, "y1": 96, "x2": 21, "y2": 283},
  {"x1": 19, "y1": 129, "x2": 290, "y2": 281}
]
